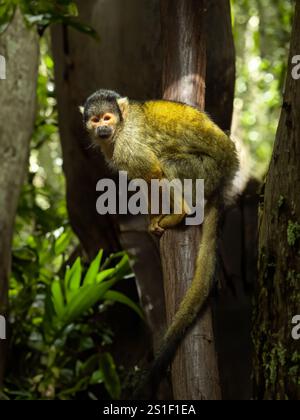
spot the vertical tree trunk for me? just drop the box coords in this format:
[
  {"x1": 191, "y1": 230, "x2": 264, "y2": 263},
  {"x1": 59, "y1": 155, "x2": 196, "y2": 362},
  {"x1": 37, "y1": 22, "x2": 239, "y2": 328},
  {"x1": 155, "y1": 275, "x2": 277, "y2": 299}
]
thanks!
[
  {"x1": 160, "y1": 0, "x2": 221, "y2": 400},
  {"x1": 205, "y1": 0, "x2": 236, "y2": 132},
  {"x1": 254, "y1": 2, "x2": 300, "y2": 400},
  {"x1": 205, "y1": 1, "x2": 256, "y2": 400},
  {"x1": 0, "y1": 10, "x2": 39, "y2": 387}
]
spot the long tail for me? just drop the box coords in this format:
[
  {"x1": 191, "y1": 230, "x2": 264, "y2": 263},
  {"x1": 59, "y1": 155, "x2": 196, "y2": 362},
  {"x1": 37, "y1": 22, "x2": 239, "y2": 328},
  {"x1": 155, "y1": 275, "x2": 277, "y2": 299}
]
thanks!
[{"x1": 134, "y1": 201, "x2": 219, "y2": 399}]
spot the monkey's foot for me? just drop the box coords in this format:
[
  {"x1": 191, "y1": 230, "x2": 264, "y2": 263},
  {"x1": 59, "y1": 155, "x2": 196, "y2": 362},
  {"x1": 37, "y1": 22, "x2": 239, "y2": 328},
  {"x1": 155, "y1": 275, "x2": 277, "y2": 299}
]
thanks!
[{"x1": 149, "y1": 221, "x2": 165, "y2": 237}]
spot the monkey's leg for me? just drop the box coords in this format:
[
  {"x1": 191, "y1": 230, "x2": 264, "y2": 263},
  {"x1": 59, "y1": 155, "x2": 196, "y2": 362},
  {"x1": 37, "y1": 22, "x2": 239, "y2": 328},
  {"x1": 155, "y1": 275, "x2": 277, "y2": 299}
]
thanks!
[
  {"x1": 158, "y1": 212, "x2": 186, "y2": 230},
  {"x1": 149, "y1": 215, "x2": 165, "y2": 236},
  {"x1": 154, "y1": 192, "x2": 190, "y2": 234},
  {"x1": 149, "y1": 213, "x2": 186, "y2": 235},
  {"x1": 148, "y1": 182, "x2": 165, "y2": 235}
]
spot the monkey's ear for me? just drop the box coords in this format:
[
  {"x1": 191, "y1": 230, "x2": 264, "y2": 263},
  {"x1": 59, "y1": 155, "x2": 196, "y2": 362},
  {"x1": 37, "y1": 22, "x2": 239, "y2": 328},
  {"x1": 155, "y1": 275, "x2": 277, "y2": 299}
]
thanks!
[
  {"x1": 117, "y1": 97, "x2": 129, "y2": 119},
  {"x1": 79, "y1": 106, "x2": 84, "y2": 115}
]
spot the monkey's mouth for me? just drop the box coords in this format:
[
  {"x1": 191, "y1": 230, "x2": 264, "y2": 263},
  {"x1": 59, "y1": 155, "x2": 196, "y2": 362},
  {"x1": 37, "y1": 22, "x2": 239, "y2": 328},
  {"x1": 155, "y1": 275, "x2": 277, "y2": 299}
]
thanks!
[{"x1": 96, "y1": 126, "x2": 113, "y2": 140}]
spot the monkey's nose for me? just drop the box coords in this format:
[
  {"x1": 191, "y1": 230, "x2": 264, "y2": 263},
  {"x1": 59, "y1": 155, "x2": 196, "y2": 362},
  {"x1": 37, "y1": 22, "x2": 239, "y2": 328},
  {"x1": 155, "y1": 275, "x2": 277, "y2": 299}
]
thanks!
[{"x1": 97, "y1": 126, "x2": 113, "y2": 139}]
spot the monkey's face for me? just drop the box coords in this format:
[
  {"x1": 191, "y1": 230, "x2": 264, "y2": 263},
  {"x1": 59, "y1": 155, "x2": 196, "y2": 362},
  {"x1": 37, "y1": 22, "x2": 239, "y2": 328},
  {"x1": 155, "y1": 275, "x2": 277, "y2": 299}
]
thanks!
[
  {"x1": 86, "y1": 110, "x2": 119, "y2": 143},
  {"x1": 82, "y1": 90, "x2": 129, "y2": 146}
]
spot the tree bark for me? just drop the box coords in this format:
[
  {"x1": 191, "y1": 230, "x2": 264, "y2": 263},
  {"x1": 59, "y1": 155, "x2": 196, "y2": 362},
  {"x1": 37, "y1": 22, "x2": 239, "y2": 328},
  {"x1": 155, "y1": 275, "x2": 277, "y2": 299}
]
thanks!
[
  {"x1": 51, "y1": 0, "x2": 166, "y2": 371},
  {"x1": 0, "y1": 10, "x2": 39, "y2": 387},
  {"x1": 205, "y1": 0, "x2": 236, "y2": 132},
  {"x1": 254, "y1": 2, "x2": 300, "y2": 400},
  {"x1": 205, "y1": 0, "x2": 256, "y2": 400},
  {"x1": 160, "y1": 0, "x2": 221, "y2": 400}
]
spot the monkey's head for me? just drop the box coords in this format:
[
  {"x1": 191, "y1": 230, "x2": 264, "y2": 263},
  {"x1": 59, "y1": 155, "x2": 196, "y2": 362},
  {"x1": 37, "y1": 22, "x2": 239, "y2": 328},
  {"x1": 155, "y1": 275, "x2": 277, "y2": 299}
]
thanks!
[{"x1": 81, "y1": 89, "x2": 129, "y2": 144}]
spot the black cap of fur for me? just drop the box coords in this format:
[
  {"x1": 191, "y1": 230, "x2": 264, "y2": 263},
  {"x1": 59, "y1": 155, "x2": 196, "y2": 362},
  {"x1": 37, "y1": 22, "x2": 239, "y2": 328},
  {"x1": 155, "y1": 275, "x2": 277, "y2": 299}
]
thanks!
[{"x1": 83, "y1": 89, "x2": 122, "y2": 123}]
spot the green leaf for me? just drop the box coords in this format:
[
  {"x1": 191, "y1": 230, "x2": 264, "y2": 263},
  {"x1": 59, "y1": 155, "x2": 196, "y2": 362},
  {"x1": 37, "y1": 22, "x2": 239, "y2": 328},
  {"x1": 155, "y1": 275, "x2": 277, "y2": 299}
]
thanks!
[
  {"x1": 94, "y1": 253, "x2": 132, "y2": 284},
  {"x1": 90, "y1": 370, "x2": 104, "y2": 385},
  {"x1": 96, "y1": 268, "x2": 115, "y2": 284},
  {"x1": 80, "y1": 354, "x2": 99, "y2": 375},
  {"x1": 64, "y1": 266, "x2": 71, "y2": 290},
  {"x1": 51, "y1": 279, "x2": 65, "y2": 318},
  {"x1": 61, "y1": 278, "x2": 117, "y2": 325},
  {"x1": 13, "y1": 247, "x2": 36, "y2": 262},
  {"x1": 23, "y1": 13, "x2": 47, "y2": 25},
  {"x1": 100, "y1": 252, "x2": 127, "y2": 270},
  {"x1": 54, "y1": 230, "x2": 71, "y2": 256},
  {"x1": 83, "y1": 250, "x2": 103, "y2": 286},
  {"x1": 106, "y1": 254, "x2": 131, "y2": 281},
  {"x1": 58, "y1": 376, "x2": 90, "y2": 398},
  {"x1": 115, "y1": 254, "x2": 131, "y2": 277},
  {"x1": 104, "y1": 291, "x2": 145, "y2": 320},
  {"x1": 99, "y1": 353, "x2": 121, "y2": 399},
  {"x1": 65, "y1": 257, "x2": 82, "y2": 302},
  {"x1": 67, "y1": 2, "x2": 78, "y2": 17},
  {"x1": 79, "y1": 337, "x2": 94, "y2": 351},
  {"x1": 43, "y1": 285, "x2": 56, "y2": 335}
]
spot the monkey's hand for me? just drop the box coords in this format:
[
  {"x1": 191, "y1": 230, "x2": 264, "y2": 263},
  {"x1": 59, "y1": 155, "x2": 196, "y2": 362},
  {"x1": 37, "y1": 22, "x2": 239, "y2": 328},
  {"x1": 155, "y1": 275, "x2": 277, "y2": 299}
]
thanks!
[{"x1": 149, "y1": 212, "x2": 187, "y2": 237}]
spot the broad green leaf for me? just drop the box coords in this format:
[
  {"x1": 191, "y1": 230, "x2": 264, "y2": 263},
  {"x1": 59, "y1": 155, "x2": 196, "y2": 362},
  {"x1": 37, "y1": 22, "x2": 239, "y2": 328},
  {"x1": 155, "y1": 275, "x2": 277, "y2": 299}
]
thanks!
[
  {"x1": 99, "y1": 353, "x2": 121, "y2": 399},
  {"x1": 96, "y1": 268, "x2": 115, "y2": 284},
  {"x1": 51, "y1": 280, "x2": 65, "y2": 318},
  {"x1": 103, "y1": 291, "x2": 145, "y2": 320},
  {"x1": 83, "y1": 250, "x2": 103, "y2": 286},
  {"x1": 68, "y1": 258, "x2": 82, "y2": 290},
  {"x1": 65, "y1": 257, "x2": 82, "y2": 302},
  {"x1": 61, "y1": 278, "x2": 117, "y2": 325},
  {"x1": 64, "y1": 265, "x2": 71, "y2": 291}
]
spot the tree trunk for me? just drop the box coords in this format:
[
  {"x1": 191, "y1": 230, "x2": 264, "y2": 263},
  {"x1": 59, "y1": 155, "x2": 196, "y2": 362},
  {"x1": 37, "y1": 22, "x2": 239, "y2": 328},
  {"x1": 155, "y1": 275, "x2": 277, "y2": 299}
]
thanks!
[
  {"x1": 205, "y1": 0, "x2": 256, "y2": 400},
  {"x1": 0, "y1": 9, "x2": 39, "y2": 387},
  {"x1": 51, "y1": 0, "x2": 167, "y2": 372},
  {"x1": 205, "y1": 0, "x2": 236, "y2": 132},
  {"x1": 254, "y1": 2, "x2": 300, "y2": 400},
  {"x1": 160, "y1": 0, "x2": 221, "y2": 400}
]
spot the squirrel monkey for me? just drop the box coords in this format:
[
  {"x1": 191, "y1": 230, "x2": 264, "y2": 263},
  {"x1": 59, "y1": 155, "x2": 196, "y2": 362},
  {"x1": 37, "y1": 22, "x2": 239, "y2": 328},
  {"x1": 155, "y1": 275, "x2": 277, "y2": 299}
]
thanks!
[{"x1": 82, "y1": 89, "x2": 239, "y2": 396}]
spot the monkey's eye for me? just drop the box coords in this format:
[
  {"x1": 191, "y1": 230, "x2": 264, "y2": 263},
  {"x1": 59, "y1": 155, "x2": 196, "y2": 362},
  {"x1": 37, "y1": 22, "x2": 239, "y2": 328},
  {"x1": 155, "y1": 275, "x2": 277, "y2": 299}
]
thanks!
[
  {"x1": 103, "y1": 113, "x2": 113, "y2": 122},
  {"x1": 91, "y1": 116, "x2": 100, "y2": 123}
]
